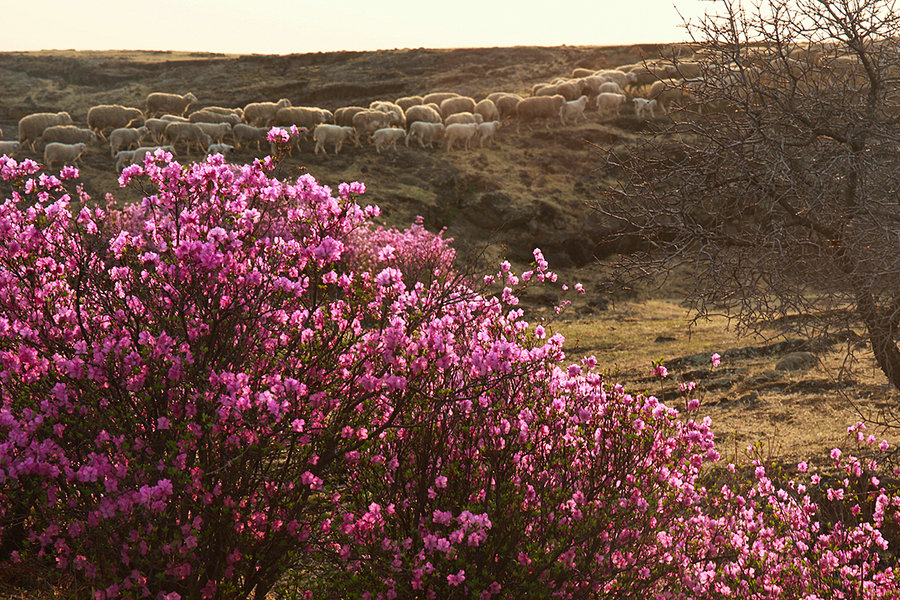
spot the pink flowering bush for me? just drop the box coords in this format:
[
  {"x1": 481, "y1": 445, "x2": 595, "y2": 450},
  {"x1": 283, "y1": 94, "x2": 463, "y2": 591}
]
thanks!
[{"x1": 0, "y1": 137, "x2": 899, "y2": 600}]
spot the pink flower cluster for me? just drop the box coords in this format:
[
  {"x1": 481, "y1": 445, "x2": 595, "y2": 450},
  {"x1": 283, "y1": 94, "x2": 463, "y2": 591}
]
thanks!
[{"x1": 0, "y1": 151, "x2": 898, "y2": 600}]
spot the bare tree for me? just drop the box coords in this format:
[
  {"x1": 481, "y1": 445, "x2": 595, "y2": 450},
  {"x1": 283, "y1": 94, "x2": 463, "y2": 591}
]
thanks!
[{"x1": 601, "y1": 0, "x2": 900, "y2": 389}]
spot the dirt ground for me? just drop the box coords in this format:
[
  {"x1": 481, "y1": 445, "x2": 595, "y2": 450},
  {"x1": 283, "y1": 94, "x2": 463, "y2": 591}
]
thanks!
[{"x1": 1, "y1": 45, "x2": 897, "y2": 469}]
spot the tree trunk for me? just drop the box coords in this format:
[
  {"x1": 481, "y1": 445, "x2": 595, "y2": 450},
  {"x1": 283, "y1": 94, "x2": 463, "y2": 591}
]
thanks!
[{"x1": 858, "y1": 291, "x2": 900, "y2": 390}]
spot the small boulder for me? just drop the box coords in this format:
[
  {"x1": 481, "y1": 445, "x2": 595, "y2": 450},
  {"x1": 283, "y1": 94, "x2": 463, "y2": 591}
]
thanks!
[{"x1": 775, "y1": 351, "x2": 817, "y2": 372}]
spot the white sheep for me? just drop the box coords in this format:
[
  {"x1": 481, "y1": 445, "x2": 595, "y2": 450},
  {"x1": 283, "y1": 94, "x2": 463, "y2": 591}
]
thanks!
[
  {"x1": 443, "y1": 122, "x2": 479, "y2": 152},
  {"x1": 352, "y1": 110, "x2": 393, "y2": 140},
  {"x1": 43, "y1": 142, "x2": 87, "y2": 168},
  {"x1": 405, "y1": 104, "x2": 442, "y2": 128},
  {"x1": 596, "y1": 81, "x2": 623, "y2": 95},
  {"x1": 369, "y1": 101, "x2": 406, "y2": 128},
  {"x1": 189, "y1": 110, "x2": 241, "y2": 125},
  {"x1": 335, "y1": 106, "x2": 367, "y2": 127},
  {"x1": 232, "y1": 124, "x2": 269, "y2": 152},
  {"x1": 206, "y1": 143, "x2": 234, "y2": 156},
  {"x1": 160, "y1": 114, "x2": 190, "y2": 122},
  {"x1": 144, "y1": 118, "x2": 176, "y2": 143},
  {"x1": 0, "y1": 141, "x2": 21, "y2": 156},
  {"x1": 422, "y1": 92, "x2": 460, "y2": 106},
  {"x1": 87, "y1": 105, "x2": 145, "y2": 139},
  {"x1": 395, "y1": 96, "x2": 424, "y2": 111},
  {"x1": 243, "y1": 99, "x2": 292, "y2": 127},
  {"x1": 515, "y1": 95, "x2": 566, "y2": 130},
  {"x1": 487, "y1": 93, "x2": 523, "y2": 120},
  {"x1": 18, "y1": 112, "x2": 74, "y2": 151},
  {"x1": 195, "y1": 122, "x2": 232, "y2": 145},
  {"x1": 444, "y1": 112, "x2": 483, "y2": 126},
  {"x1": 405, "y1": 122, "x2": 444, "y2": 149},
  {"x1": 201, "y1": 106, "x2": 244, "y2": 118},
  {"x1": 475, "y1": 120, "x2": 501, "y2": 148},
  {"x1": 371, "y1": 128, "x2": 406, "y2": 153},
  {"x1": 633, "y1": 98, "x2": 658, "y2": 120},
  {"x1": 595, "y1": 92, "x2": 627, "y2": 118},
  {"x1": 146, "y1": 92, "x2": 198, "y2": 118},
  {"x1": 109, "y1": 126, "x2": 151, "y2": 157},
  {"x1": 559, "y1": 95, "x2": 590, "y2": 125},
  {"x1": 313, "y1": 124, "x2": 360, "y2": 155},
  {"x1": 36, "y1": 126, "x2": 98, "y2": 150},
  {"x1": 163, "y1": 122, "x2": 212, "y2": 154},
  {"x1": 275, "y1": 106, "x2": 332, "y2": 130}
]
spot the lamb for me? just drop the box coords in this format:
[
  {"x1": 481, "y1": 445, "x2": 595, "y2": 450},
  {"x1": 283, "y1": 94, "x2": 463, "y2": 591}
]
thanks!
[
  {"x1": 163, "y1": 122, "x2": 212, "y2": 154},
  {"x1": 559, "y1": 95, "x2": 590, "y2": 125},
  {"x1": 404, "y1": 104, "x2": 442, "y2": 128},
  {"x1": 335, "y1": 106, "x2": 367, "y2": 127},
  {"x1": 87, "y1": 105, "x2": 145, "y2": 139},
  {"x1": 206, "y1": 143, "x2": 234, "y2": 156},
  {"x1": 474, "y1": 98, "x2": 500, "y2": 123},
  {"x1": 633, "y1": 98, "x2": 658, "y2": 120},
  {"x1": 274, "y1": 106, "x2": 330, "y2": 130},
  {"x1": 232, "y1": 124, "x2": 269, "y2": 152},
  {"x1": 369, "y1": 101, "x2": 406, "y2": 128},
  {"x1": 36, "y1": 125, "x2": 98, "y2": 150},
  {"x1": 243, "y1": 99, "x2": 292, "y2": 127},
  {"x1": 146, "y1": 92, "x2": 198, "y2": 118},
  {"x1": 43, "y1": 142, "x2": 87, "y2": 168},
  {"x1": 443, "y1": 122, "x2": 479, "y2": 152},
  {"x1": 352, "y1": 110, "x2": 393, "y2": 140},
  {"x1": 18, "y1": 112, "x2": 74, "y2": 151},
  {"x1": 371, "y1": 127, "x2": 406, "y2": 153},
  {"x1": 395, "y1": 96, "x2": 424, "y2": 111},
  {"x1": 515, "y1": 95, "x2": 566, "y2": 130},
  {"x1": 595, "y1": 92, "x2": 627, "y2": 118},
  {"x1": 108, "y1": 126, "x2": 151, "y2": 156},
  {"x1": 0, "y1": 141, "x2": 20, "y2": 156},
  {"x1": 189, "y1": 110, "x2": 241, "y2": 125},
  {"x1": 475, "y1": 120, "x2": 501, "y2": 148},
  {"x1": 439, "y1": 96, "x2": 477, "y2": 120},
  {"x1": 422, "y1": 92, "x2": 459, "y2": 106},
  {"x1": 313, "y1": 124, "x2": 360, "y2": 155},
  {"x1": 405, "y1": 121, "x2": 444, "y2": 149},
  {"x1": 195, "y1": 122, "x2": 232, "y2": 145},
  {"x1": 444, "y1": 112, "x2": 483, "y2": 126}
]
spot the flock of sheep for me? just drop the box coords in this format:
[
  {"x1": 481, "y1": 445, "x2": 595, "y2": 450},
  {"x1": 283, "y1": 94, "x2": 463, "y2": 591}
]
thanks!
[{"x1": 0, "y1": 55, "x2": 714, "y2": 172}]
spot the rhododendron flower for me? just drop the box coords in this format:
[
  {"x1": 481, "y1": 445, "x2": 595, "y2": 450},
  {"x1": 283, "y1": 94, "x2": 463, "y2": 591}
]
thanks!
[
  {"x1": 654, "y1": 364, "x2": 668, "y2": 378},
  {"x1": 447, "y1": 570, "x2": 465, "y2": 586},
  {"x1": 711, "y1": 352, "x2": 721, "y2": 367}
]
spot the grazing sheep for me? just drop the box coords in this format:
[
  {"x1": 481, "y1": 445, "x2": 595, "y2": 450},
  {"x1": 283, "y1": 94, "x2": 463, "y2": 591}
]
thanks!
[
  {"x1": 243, "y1": 99, "x2": 292, "y2": 127},
  {"x1": 369, "y1": 101, "x2": 406, "y2": 128},
  {"x1": 195, "y1": 122, "x2": 232, "y2": 145},
  {"x1": 474, "y1": 98, "x2": 500, "y2": 123},
  {"x1": 269, "y1": 126, "x2": 308, "y2": 157},
  {"x1": 18, "y1": 112, "x2": 74, "y2": 151},
  {"x1": 36, "y1": 125, "x2": 98, "y2": 150},
  {"x1": 87, "y1": 105, "x2": 145, "y2": 139},
  {"x1": 189, "y1": 110, "x2": 241, "y2": 125},
  {"x1": 668, "y1": 61, "x2": 703, "y2": 79},
  {"x1": 109, "y1": 126, "x2": 151, "y2": 157},
  {"x1": 559, "y1": 95, "x2": 590, "y2": 125},
  {"x1": 146, "y1": 92, "x2": 198, "y2": 118},
  {"x1": 0, "y1": 141, "x2": 21, "y2": 156},
  {"x1": 232, "y1": 124, "x2": 269, "y2": 152},
  {"x1": 313, "y1": 124, "x2": 359, "y2": 155},
  {"x1": 443, "y1": 122, "x2": 479, "y2": 152},
  {"x1": 405, "y1": 121, "x2": 444, "y2": 149},
  {"x1": 206, "y1": 143, "x2": 234, "y2": 156},
  {"x1": 352, "y1": 110, "x2": 393, "y2": 140},
  {"x1": 596, "y1": 81, "x2": 623, "y2": 95},
  {"x1": 595, "y1": 69, "x2": 632, "y2": 88},
  {"x1": 422, "y1": 92, "x2": 459, "y2": 106},
  {"x1": 475, "y1": 120, "x2": 501, "y2": 148},
  {"x1": 334, "y1": 106, "x2": 367, "y2": 127},
  {"x1": 274, "y1": 106, "x2": 330, "y2": 130},
  {"x1": 43, "y1": 142, "x2": 87, "y2": 168},
  {"x1": 444, "y1": 112, "x2": 483, "y2": 126},
  {"x1": 202, "y1": 106, "x2": 244, "y2": 118},
  {"x1": 395, "y1": 95, "x2": 424, "y2": 111},
  {"x1": 596, "y1": 92, "x2": 628, "y2": 118},
  {"x1": 487, "y1": 93, "x2": 523, "y2": 120},
  {"x1": 404, "y1": 104, "x2": 442, "y2": 128},
  {"x1": 163, "y1": 122, "x2": 212, "y2": 154},
  {"x1": 160, "y1": 114, "x2": 190, "y2": 122},
  {"x1": 371, "y1": 127, "x2": 406, "y2": 153},
  {"x1": 144, "y1": 118, "x2": 177, "y2": 143},
  {"x1": 648, "y1": 79, "x2": 697, "y2": 111},
  {"x1": 572, "y1": 67, "x2": 596, "y2": 78},
  {"x1": 440, "y1": 96, "x2": 477, "y2": 120},
  {"x1": 633, "y1": 98, "x2": 658, "y2": 120},
  {"x1": 515, "y1": 95, "x2": 566, "y2": 130}
]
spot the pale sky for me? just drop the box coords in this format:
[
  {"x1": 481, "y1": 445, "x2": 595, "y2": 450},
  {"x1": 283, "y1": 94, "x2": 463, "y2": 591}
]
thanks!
[{"x1": 3, "y1": 0, "x2": 713, "y2": 54}]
